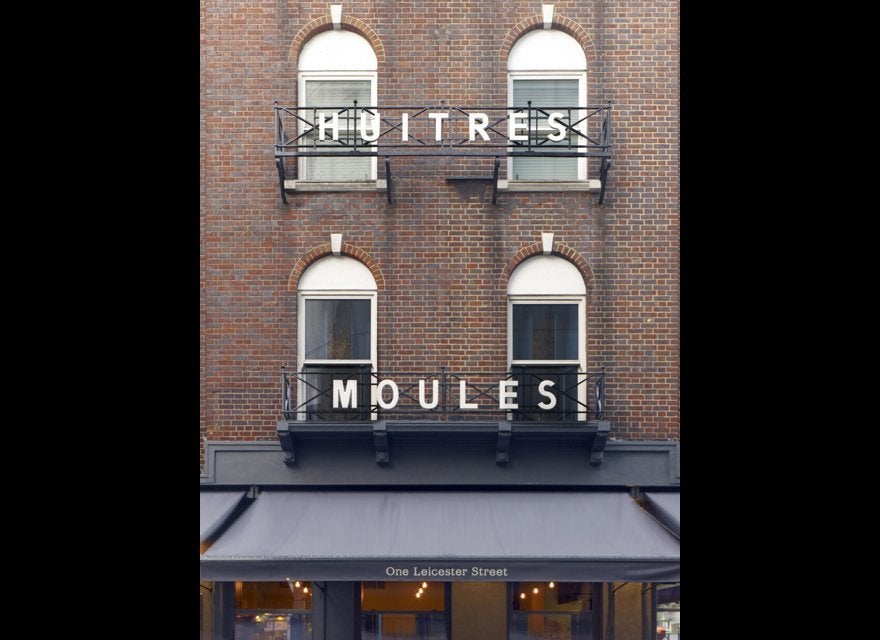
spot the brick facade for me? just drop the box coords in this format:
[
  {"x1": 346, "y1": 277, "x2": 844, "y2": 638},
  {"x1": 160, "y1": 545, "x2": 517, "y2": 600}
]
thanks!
[{"x1": 200, "y1": 1, "x2": 679, "y2": 471}]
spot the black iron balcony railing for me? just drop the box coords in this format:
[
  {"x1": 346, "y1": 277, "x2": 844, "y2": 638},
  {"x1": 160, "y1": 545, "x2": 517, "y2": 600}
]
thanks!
[
  {"x1": 274, "y1": 102, "x2": 611, "y2": 158},
  {"x1": 281, "y1": 365, "x2": 605, "y2": 422},
  {"x1": 273, "y1": 102, "x2": 611, "y2": 203}
]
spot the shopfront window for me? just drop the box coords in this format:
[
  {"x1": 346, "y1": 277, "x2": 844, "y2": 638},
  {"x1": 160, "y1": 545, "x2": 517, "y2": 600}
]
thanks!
[
  {"x1": 511, "y1": 582, "x2": 593, "y2": 640},
  {"x1": 361, "y1": 581, "x2": 447, "y2": 640},
  {"x1": 654, "y1": 584, "x2": 680, "y2": 640},
  {"x1": 235, "y1": 580, "x2": 312, "y2": 640}
]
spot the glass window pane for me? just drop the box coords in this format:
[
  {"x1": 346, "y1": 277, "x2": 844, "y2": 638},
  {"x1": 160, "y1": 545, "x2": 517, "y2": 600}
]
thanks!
[
  {"x1": 362, "y1": 582, "x2": 446, "y2": 640},
  {"x1": 512, "y1": 79, "x2": 580, "y2": 180},
  {"x1": 305, "y1": 155, "x2": 373, "y2": 181},
  {"x1": 511, "y1": 365, "x2": 581, "y2": 421},
  {"x1": 512, "y1": 155, "x2": 578, "y2": 180},
  {"x1": 304, "y1": 80, "x2": 372, "y2": 107},
  {"x1": 512, "y1": 304, "x2": 578, "y2": 360},
  {"x1": 513, "y1": 79, "x2": 579, "y2": 108},
  {"x1": 304, "y1": 299, "x2": 371, "y2": 360},
  {"x1": 303, "y1": 80, "x2": 373, "y2": 181},
  {"x1": 236, "y1": 581, "x2": 313, "y2": 610},
  {"x1": 301, "y1": 364, "x2": 372, "y2": 421},
  {"x1": 235, "y1": 613, "x2": 312, "y2": 640},
  {"x1": 511, "y1": 582, "x2": 593, "y2": 640},
  {"x1": 234, "y1": 581, "x2": 313, "y2": 639},
  {"x1": 655, "y1": 584, "x2": 680, "y2": 640}
]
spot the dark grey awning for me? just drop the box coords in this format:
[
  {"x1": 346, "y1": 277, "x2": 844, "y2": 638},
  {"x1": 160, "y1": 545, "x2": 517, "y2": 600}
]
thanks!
[
  {"x1": 201, "y1": 491, "x2": 679, "y2": 582},
  {"x1": 643, "y1": 492, "x2": 680, "y2": 538},
  {"x1": 200, "y1": 491, "x2": 247, "y2": 545}
]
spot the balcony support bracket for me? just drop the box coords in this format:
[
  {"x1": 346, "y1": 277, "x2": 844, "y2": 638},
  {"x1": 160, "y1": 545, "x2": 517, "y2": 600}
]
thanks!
[
  {"x1": 373, "y1": 421, "x2": 390, "y2": 464},
  {"x1": 590, "y1": 420, "x2": 611, "y2": 466},
  {"x1": 276, "y1": 159, "x2": 288, "y2": 205},
  {"x1": 496, "y1": 420, "x2": 512, "y2": 464},
  {"x1": 276, "y1": 422, "x2": 296, "y2": 465}
]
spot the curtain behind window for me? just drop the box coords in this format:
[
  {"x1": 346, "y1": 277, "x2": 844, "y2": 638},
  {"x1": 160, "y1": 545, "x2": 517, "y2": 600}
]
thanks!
[
  {"x1": 511, "y1": 79, "x2": 580, "y2": 180},
  {"x1": 303, "y1": 80, "x2": 373, "y2": 181}
]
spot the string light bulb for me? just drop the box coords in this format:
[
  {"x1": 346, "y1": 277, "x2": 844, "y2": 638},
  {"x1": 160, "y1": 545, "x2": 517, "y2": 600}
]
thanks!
[
  {"x1": 520, "y1": 592, "x2": 526, "y2": 599},
  {"x1": 533, "y1": 587, "x2": 539, "y2": 594},
  {"x1": 422, "y1": 582, "x2": 428, "y2": 589},
  {"x1": 294, "y1": 581, "x2": 301, "y2": 588},
  {"x1": 549, "y1": 582, "x2": 555, "y2": 589},
  {"x1": 416, "y1": 592, "x2": 421, "y2": 598},
  {"x1": 302, "y1": 587, "x2": 309, "y2": 594}
]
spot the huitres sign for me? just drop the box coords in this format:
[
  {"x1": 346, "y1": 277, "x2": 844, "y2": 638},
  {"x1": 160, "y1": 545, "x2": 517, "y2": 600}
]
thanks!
[
  {"x1": 312, "y1": 109, "x2": 578, "y2": 145},
  {"x1": 273, "y1": 103, "x2": 612, "y2": 158}
]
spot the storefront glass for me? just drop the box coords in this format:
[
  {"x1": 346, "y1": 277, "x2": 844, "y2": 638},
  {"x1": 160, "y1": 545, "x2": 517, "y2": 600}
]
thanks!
[
  {"x1": 235, "y1": 581, "x2": 312, "y2": 640},
  {"x1": 511, "y1": 582, "x2": 593, "y2": 640},
  {"x1": 361, "y1": 581, "x2": 446, "y2": 640},
  {"x1": 655, "y1": 584, "x2": 679, "y2": 640}
]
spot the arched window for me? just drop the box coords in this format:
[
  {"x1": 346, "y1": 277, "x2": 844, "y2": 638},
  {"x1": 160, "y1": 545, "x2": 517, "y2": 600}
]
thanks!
[
  {"x1": 507, "y1": 29, "x2": 588, "y2": 182},
  {"x1": 508, "y1": 255, "x2": 587, "y2": 420},
  {"x1": 298, "y1": 255, "x2": 377, "y2": 419},
  {"x1": 298, "y1": 30, "x2": 378, "y2": 182}
]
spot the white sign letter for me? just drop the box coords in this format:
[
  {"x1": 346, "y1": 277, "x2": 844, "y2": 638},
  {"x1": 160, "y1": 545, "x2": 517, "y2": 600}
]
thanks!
[
  {"x1": 318, "y1": 112, "x2": 339, "y2": 141},
  {"x1": 360, "y1": 111, "x2": 381, "y2": 142},
  {"x1": 419, "y1": 379, "x2": 439, "y2": 409},
  {"x1": 401, "y1": 113, "x2": 409, "y2": 141},
  {"x1": 459, "y1": 379, "x2": 478, "y2": 409},
  {"x1": 332, "y1": 379, "x2": 357, "y2": 408},
  {"x1": 376, "y1": 379, "x2": 399, "y2": 409},
  {"x1": 428, "y1": 112, "x2": 449, "y2": 141},
  {"x1": 499, "y1": 379, "x2": 519, "y2": 410},
  {"x1": 508, "y1": 111, "x2": 528, "y2": 142},
  {"x1": 546, "y1": 112, "x2": 567, "y2": 142},
  {"x1": 537, "y1": 380, "x2": 557, "y2": 409},
  {"x1": 469, "y1": 113, "x2": 490, "y2": 141}
]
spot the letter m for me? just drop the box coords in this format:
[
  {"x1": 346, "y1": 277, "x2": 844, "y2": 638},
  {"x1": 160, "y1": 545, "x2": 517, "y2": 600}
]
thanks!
[{"x1": 332, "y1": 379, "x2": 358, "y2": 408}]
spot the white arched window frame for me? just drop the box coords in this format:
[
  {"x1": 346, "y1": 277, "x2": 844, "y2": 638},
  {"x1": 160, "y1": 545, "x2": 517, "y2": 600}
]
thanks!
[
  {"x1": 508, "y1": 255, "x2": 587, "y2": 420},
  {"x1": 507, "y1": 29, "x2": 588, "y2": 182},
  {"x1": 297, "y1": 30, "x2": 378, "y2": 182},
  {"x1": 297, "y1": 255, "x2": 378, "y2": 420}
]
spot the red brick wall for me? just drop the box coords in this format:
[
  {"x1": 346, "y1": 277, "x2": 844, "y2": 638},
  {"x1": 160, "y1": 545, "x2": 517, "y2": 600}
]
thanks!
[{"x1": 200, "y1": 1, "x2": 679, "y2": 471}]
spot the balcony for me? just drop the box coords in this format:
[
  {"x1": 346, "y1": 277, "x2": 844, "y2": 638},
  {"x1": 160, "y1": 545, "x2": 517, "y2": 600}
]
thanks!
[
  {"x1": 277, "y1": 367, "x2": 609, "y2": 467},
  {"x1": 281, "y1": 366, "x2": 605, "y2": 422},
  {"x1": 273, "y1": 102, "x2": 611, "y2": 204}
]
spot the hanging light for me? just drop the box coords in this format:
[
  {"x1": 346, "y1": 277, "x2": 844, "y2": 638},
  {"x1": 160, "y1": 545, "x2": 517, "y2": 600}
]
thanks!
[
  {"x1": 520, "y1": 592, "x2": 526, "y2": 599},
  {"x1": 303, "y1": 587, "x2": 309, "y2": 594},
  {"x1": 294, "y1": 581, "x2": 301, "y2": 588},
  {"x1": 532, "y1": 587, "x2": 539, "y2": 595},
  {"x1": 416, "y1": 592, "x2": 422, "y2": 598},
  {"x1": 422, "y1": 582, "x2": 428, "y2": 589},
  {"x1": 549, "y1": 582, "x2": 555, "y2": 589}
]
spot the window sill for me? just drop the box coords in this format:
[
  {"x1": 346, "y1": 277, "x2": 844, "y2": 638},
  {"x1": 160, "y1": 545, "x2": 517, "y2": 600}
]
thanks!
[
  {"x1": 498, "y1": 179, "x2": 601, "y2": 192},
  {"x1": 283, "y1": 179, "x2": 387, "y2": 192}
]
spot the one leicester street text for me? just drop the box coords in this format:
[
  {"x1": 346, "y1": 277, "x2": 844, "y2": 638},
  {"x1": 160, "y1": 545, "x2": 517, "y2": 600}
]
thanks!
[{"x1": 386, "y1": 566, "x2": 509, "y2": 577}]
